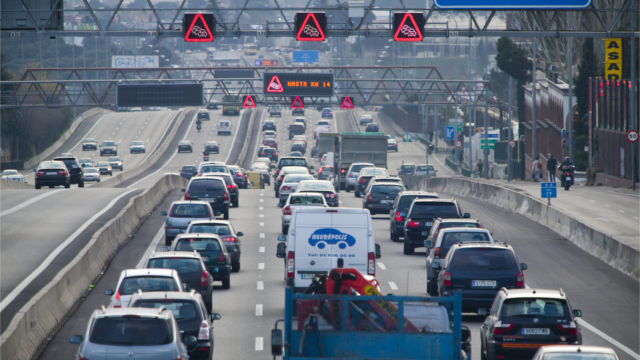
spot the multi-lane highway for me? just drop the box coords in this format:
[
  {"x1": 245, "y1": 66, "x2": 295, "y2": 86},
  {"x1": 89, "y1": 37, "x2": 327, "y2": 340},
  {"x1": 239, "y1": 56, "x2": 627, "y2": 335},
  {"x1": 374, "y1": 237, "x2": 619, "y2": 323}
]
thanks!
[{"x1": 2, "y1": 104, "x2": 631, "y2": 360}]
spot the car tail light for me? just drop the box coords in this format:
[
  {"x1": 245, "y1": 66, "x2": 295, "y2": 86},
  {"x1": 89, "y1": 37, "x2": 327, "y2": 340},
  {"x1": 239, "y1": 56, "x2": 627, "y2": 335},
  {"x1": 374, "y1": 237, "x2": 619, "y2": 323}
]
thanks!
[
  {"x1": 395, "y1": 212, "x2": 403, "y2": 222},
  {"x1": 283, "y1": 206, "x2": 292, "y2": 216},
  {"x1": 261, "y1": 153, "x2": 266, "y2": 156},
  {"x1": 287, "y1": 251, "x2": 295, "y2": 277},
  {"x1": 58, "y1": 170, "x2": 67, "y2": 175},
  {"x1": 278, "y1": 176, "x2": 284, "y2": 182},
  {"x1": 341, "y1": 169, "x2": 345, "y2": 174},
  {"x1": 113, "y1": 290, "x2": 122, "y2": 308},
  {"x1": 557, "y1": 322, "x2": 578, "y2": 336},
  {"x1": 566, "y1": 173, "x2": 571, "y2": 177},
  {"x1": 36, "y1": 171, "x2": 45, "y2": 176},
  {"x1": 78, "y1": 356, "x2": 89, "y2": 360},
  {"x1": 368, "y1": 252, "x2": 375, "y2": 275},
  {"x1": 318, "y1": 167, "x2": 323, "y2": 173},
  {"x1": 281, "y1": 186, "x2": 292, "y2": 191},
  {"x1": 200, "y1": 271, "x2": 208, "y2": 287},
  {"x1": 434, "y1": 247, "x2": 440, "y2": 258},
  {"x1": 273, "y1": 153, "x2": 278, "y2": 156},
  {"x1": 184, "y1": 191, "x2": 191, "y2": 200},
  {"x1": 217, "y1": 253, "x2": 227, "y2": 263},
  {"x1": 244, "y1": 175, "x2": 248, "y2": 179},
  {"x1": 406, "y1": 219, "x2": 420, "y2": 228},
  {"x1": 226, "y1": 184, "x2": 237, "y2": 190},
  {"x1": 348, "y1": 172, "x2": 354, "y2": 178},
  {"x1": 516, "y1": 272, "x2": 525, "y2": 288},
  {"x1": 443, "y1": 272, "x2": 451, "y2": 286},
  {"x1": 198, "y1": 320, "x2": 210, "y2": 340},
  {"x1": 493, "y1": 320, "x2": 514, "y2": 335},
  {"x1": 275, "y1": 169, "x2": 280, "y2": 176},
  {"x1": 181, "y1": 172, "x2": 186, "y2": 175},
  {"x1": 366, "y1": 193, "x2": 373, "y2": 203},
  {"x1": 223, "y1": 236, "x2": 236, "y2": 242},
  {"x1": 237, "y1": 172, "x2": 242, "y2": 177},
  {"x1": 325, "y1": 193, "x2": 335, "y2": 198},
  {"x1": 477, "y1": 223, "x2": 483, "y2": 228},
  {"x1": 359, "y1": 178, "x2": 367, "y2": 183},
  {"x1": 223, "y1": 192, "x2": 229, "y2": 202}
]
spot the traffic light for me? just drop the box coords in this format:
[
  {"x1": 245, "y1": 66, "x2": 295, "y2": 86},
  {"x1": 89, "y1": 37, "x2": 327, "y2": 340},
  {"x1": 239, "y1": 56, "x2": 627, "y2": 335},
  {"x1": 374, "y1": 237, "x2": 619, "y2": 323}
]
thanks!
[
  {"x1": 183, "y1": 13, "x2": 215, "y2": 42},
  {"x1": 295, "y1": 13, "x2": 327, "y2": 41},
  {"x1": 393, "y1": 13, "x2": 425, "y2": 42}
]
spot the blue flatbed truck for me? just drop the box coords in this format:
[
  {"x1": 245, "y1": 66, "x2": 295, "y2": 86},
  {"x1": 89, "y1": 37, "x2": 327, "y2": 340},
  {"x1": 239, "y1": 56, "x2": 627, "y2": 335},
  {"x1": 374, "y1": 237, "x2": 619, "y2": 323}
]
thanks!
[{"x1": 271, "y1": 287, "x2": 470, "y2": 360}]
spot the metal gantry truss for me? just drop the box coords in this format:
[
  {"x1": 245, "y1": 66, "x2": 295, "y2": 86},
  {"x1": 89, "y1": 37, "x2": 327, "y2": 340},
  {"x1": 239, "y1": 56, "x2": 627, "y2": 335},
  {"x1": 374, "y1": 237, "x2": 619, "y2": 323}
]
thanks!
[
  {"x1": 1, "y1": 0, "x2": 637, "y2": 38},
  {"x1": 0, "y1": 65, "x2": 494, "y2": 108}
]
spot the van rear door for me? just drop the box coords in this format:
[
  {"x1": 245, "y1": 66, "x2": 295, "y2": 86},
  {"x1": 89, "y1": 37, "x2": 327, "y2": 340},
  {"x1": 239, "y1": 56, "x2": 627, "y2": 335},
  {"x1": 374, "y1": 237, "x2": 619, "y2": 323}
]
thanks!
[{"x1": 330, "y1": 211, "x2": 370, "y2": 275}]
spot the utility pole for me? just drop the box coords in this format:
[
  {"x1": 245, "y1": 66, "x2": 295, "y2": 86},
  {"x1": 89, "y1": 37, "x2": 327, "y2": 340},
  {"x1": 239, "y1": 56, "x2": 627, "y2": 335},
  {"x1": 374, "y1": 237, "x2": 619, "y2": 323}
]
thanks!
[
  {"x1": 631, "y1": 0, "x2": 637, "y2": 191},
  {"x1": 567, "y1": 15, "x2": 574, "y2": 161},
  {"x1": 508, "y1": 77, "x2": 514, "y2": 181},
  {"x1": 532, "y1": 26, "x2": 538, "y2": 165}
]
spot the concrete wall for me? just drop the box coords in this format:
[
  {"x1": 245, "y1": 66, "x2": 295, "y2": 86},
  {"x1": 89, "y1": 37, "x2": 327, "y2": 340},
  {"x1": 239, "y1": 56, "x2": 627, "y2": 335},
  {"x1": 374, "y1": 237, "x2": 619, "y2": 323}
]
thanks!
[
  {"x1": 0, "y1": 174, "x2": 189, "y2": 360},
  {"x1": 0, "y1": 179, "x2": 32, "y2": 190},
  {"x1": 401, "y1": 175, "x2": 639, "y2": 281}
]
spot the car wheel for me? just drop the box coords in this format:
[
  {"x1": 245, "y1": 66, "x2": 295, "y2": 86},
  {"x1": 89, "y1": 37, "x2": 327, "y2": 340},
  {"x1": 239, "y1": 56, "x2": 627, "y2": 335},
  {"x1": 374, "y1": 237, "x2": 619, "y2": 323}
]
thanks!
[
  {"x1": 222, "y1": 277, "x2": 230, "y2": 289},
  {"x1": 282, "y1": 225, "x2": 288, "y2": 234},
  {"x1": 165, "y1": 236, "x2": 174, "y2": 246},
  {"x1": 78, "y1": 180, "x2": 85, "y2": 188},
  {"x1": 109, "y1": 172, "x2": 113, "y2": 176},
  {"x1": 64, "y1": 182, "x2": 70, "y2": 189},
  {"x1": 35, "y1": 183, "x2": 41, "y2": 189},
  {"x1": 481, "y1": 346, "x2": 487, "y2": 360},
  {"x1": 391, "y1": 230, "x2": 399, "y2": 242},
  {"x1": 97, "y1": 179, "x2": 100, "y2": 183},
  {"x1": 427, "y1": 279, "x2": 438, "y2": 296},
  {"x1": 232, "y1": 198, "x2": 239, "y2": 208},
  {"x1": 232, "y1": 262, "x2": 240, "y2": 272},
  {"x1": 403, "y1": 242, "x2": 415, "y2": 255},
  {"x1": 355, "y1": 190, "x2": 361, "y2": 198},
  {"x1": 223, "y1": 211, "x2": 229, "y2": 220},
  {"x1": 100, "y1": 152, "x2": 103, "y2": 156},
  {"x1": 275, "y1": 190, "x2": 279, "y2": 197},
  {"x1": 114, "y1": 152, "x2": 117, "y2": 156}
]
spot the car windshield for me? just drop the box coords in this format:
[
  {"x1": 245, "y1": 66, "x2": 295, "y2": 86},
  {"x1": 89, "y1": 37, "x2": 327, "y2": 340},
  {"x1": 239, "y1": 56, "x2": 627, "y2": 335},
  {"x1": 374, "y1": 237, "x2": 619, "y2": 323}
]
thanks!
[
  {"x1": 206, "y1": 142, "x2": 218, "y2": 146},
  {"x1": 350, "y1": 164, "x2": 373, "y2": 172},
  {"x1": 410, "y1": 203, "x2": 458, "y2": 217},
  {"x1": 188, "y1": 179, "x2": 226, "y2": 191},
  {"x1": 361, "y1": 169, "x2": 388, "y2": 176},
  {"x1": 284, "y1": 175, "x2": 313, "y2": 183},
  {"x1": 3, "y1": 170, "x2": 18, "y2": 175},
  {"x1": 133, "y1": 300, "x2": 200, "y2": 322},
  {"x1": 372, "y1": 185, "x2": 404, "y2": 196},
  {"x1": 79, "y1": 158, "x2": 91, "y2": 163},
  {"x1": 449, "y1": 248, "x2": 519, "y2": 272},
  {"x1": 170, "y1": 203, "x2": 210, "y2": 217},
  {"x1": 176, "y1": 237, "x2": 223, "y2": 251},
  {"x1": 200, "y1": 165, "x2": 227, "y2": 173},
  {"x1": 542, "y1": 354, "x2": 616, "y2": 360},
  {"x1": 84, "y1": 139, "x2": 95, "y2": 143},
  {"x1": 85, "y1": 168, "x2": 99, "y2": 173},
  {"x1": 298, "y1": 182, "x2": 333, "y2": 191},
  {"x1": 118, "y1": 276, "x2": 180, "y2": 295},
  {"x1": 89, "y1": 317, "x2": 173, "y2": 346},
  {"x1": 501, "y1": 298, "x2": 569, "y2": 319},
  {"x1": 398, "y1": 195, "x2": 438, "y2": 210},
  {"x1": 290, "y1": 196, "x2": 325, "y2": 205},
  {"x1": 102, "y1": 141, "x2": 115, "y2": 146},
  {"x1": 147, "y1": 258, "x2": 203, "y2": 275}
]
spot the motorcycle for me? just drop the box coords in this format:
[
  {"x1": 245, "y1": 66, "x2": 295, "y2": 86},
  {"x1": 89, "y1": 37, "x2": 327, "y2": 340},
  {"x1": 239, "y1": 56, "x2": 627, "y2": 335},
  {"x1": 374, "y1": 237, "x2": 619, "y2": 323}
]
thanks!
[
  {"x1": 559, "y1": 164, "x2": 575, "y2": 190},
  {"x1": 203, "y1": 151, "x2": 210, "y2": 162},
  {"x1": 196, "y1": 123, "x2": 202, "y2": 132}
]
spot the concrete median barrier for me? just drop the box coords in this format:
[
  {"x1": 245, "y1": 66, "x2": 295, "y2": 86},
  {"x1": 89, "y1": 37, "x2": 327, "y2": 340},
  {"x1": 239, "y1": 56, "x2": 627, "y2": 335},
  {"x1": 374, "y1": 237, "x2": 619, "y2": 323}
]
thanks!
[
  {"x1": 237, "y1": 108, "x2": 260, "y2": 167},
  {"x1": 0, "y1": 179, "x2": 33, "y2": 190},
  {"x1": 0, "y1": 174, "x2": 189, "y2": 360},
  {"x1": 401, "y1": 175, "x2": 639, "y2": 281}
]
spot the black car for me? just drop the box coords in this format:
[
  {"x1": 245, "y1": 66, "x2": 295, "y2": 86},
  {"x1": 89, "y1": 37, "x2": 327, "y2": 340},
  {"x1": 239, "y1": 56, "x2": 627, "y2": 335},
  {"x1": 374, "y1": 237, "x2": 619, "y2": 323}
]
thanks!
[
  {"x1": 432, "y1": 243, "x2": 527, "y2": 313},
  {"x1": 198, "y1": 109, "x2": 210, "y2": 120},
  {"x1": 207, "y1": 173, "x2": 239, "y2": 208},
  {"x1": 288, "y1": 124, "x2": 305, "y2": 139},
  {"x1": 480, "y1": 288, "x2": 582, "y2": 360},
  {"x1": 269, "y1": 105, "x2": 282, "y2": 117},
  {"x1": 186, "y1": 220, "x2": 244, "y2": 272},
  {"x1": 180, "y1": 165, "x2": 198, "y2": 179},
  {"x1": 227, "y1": 165, "x2": 249, "y2": 189},
  {"x1": 398, "y1": 163, "x2": 416, "y2": 176},
  {"x1": 362, "y1": 183, "x2": 405, "y2": 215},
  {"x1": 99, "y1": 140, "x2": 117, "y2": 156},
  {"x1": 354, "y1": 168, "x2": 389, "y2": 197},
  {"x1": 82, "y1": 138, "x2": 98, "y2": 151},
  {"x1": 389, "y1": 191, "x2": 439, "y2": 242},
  {"x1": 290, "y1": 142, "x2": 306, "y2": 155},
  {"x1": 129, "y1": 291, "x2": 220, "y2": 360},
  {"x1": 263, "y1": 120, "x2": 277, "y2": 131},
  {"x1": 52, "y1": 156, "x2": 84, "y2": 187},
  {"x1": 261, "y1": 148, "x2": 279, "y2": 163},
  {"x1": 204, "y1": 141, "x2": 219, "y2": 154},
  {"x1": 403, "y1": 199, "x2": 469, "y2": 254},
  {"x1": 184, "y1": 177, "x2": 230, "y2": 219},
  {"x1": 292, "y1": 108, "x2": 304, "y2": 116},
  {"x1": 170, "y1": 234, "x2": 232, "y2": 289},
  {"x1": 34, "y1": 160, "x2": 70, "y2": 189},
  {"x1": 206, "y1": 103, "x2": 219, "y2": 110},
  {"x1": 178, "y1": 141, "x2": 193, "y2": 153},
  {"x1": 365, "y1": 123, "x2": 380, "y2": 132}
]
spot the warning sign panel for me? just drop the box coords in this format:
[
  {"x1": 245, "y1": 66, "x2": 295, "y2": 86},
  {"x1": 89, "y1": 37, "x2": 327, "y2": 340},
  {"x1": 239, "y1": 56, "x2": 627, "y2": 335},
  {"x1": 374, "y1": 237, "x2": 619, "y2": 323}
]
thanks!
[
  {"x1": 291, "y1": 96, "x2": 304, "y2": 109},
  {"x1": 340, "y1": 96, "x2": 354, "y2": 109},
  {"x1": 183, "y1": 13, "x2": 215, "y2": 42},
  {"x1": 393, "y1": 13, "x2": 425, "y2": 42},
  {"x1": 295, "y1": 13, "x2": 327, "y2": 41},
  {"x1": 242, "y1": 95, "x2": 256, "y2": 108},
  {"x1": 266, "y1": 75, "x2": 284, "y2": 93}
]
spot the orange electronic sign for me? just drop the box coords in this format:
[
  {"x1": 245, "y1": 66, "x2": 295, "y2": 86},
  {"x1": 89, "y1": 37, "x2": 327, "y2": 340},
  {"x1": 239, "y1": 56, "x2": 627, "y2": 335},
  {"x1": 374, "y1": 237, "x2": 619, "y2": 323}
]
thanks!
[
  {"x1": 183, "y1": 13, "x2": 215, "y2": 42},
  {"x1": 242, "y1": 95, "x2": 256, "y2": 108},
  {"x1": 393, "y1": 13, "x2": 424, "y2": 42},
  {"x1": 340, "y1": 96, "x2": 354, "y2": 109},
  {"x1": 295, "y1": 13, "x2": 327, "y2": 41}
]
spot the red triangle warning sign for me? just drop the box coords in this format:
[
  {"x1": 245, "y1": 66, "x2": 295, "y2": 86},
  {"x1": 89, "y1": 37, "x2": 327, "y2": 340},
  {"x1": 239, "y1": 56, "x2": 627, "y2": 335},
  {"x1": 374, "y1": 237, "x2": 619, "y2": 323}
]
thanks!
[
  {"x1": 393, "y1": 13, "x2": 423, "y2": 42},
  {"x1": 185, "y1": 13, "x2": 214, "y2": 42},
  {"x1": 242, "y1": 95, "x2": 256, "y2": 108},
  {"x1": 291, "y1": 96, "x2": 304, "y2": 109},
  {"x1": 340, "y1": 96, "x2": 354, "y2": 109},
  {"x1": 266, "y1": 75, "x2": 284, "y2": 93},
  {"x1": 296, "y1": 13, "x2": 326, "y2": 41}
]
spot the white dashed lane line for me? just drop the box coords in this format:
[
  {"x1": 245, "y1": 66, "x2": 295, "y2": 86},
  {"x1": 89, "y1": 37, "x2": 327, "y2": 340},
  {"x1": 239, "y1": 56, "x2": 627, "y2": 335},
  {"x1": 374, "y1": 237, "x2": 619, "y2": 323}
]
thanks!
[
  {"x1": 259, "y1": 214, "x2": 264, "y2": 217},
  {"x1": 255, "y1": 304, "x2": 263, "y2": 316},
  {"x1": 259, "y1": 246, "x2": 265, "y2": 253},
  {"x1": 255, "y1": 337, "x2": 264, "y2": 351},
  {"x1": 259, "y1": 206, "x2": 264, "y2": 210},
  {"x1": 259, "y1": 233, "x2": 265, "y2": 238},
  {"x1": 377, "y1": 262, "x2": 386, "y2": 270},
  {"x1": 259, "y1": 222, "x2": 264, "y2": 226},
  {"x1": 260, "y1": 199, "x2": 264, "y2": 202},
  {"x1": 257, "y1": 281, "x2": 264, "y2": 290},
  {"x1": 258, "y1": 263, "x2": 265, "y2": 270},
  {"x1": 388, "y1": 282, "x2": 398, "y2": 290}
]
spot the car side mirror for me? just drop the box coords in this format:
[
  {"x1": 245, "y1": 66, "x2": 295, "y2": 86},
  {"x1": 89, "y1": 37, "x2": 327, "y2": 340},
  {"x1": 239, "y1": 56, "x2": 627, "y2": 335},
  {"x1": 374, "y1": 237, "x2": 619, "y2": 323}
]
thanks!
[
  {"x1": 271, "y1": 329, "x2": 283, "y2": 356},
  {"x1": 211, "y1": 313, "x2": 222, "y2": 321},
  {"x1": 277, "y1": 203, "x2": 283, "y2": 208},
  {"x1": 520, "y1": 263, "x2": 528, "y2": 271},
  {"x1": 431, "y1": 262, "x2": 441, "y2": 270},
  {"x1": 278, "y1": 234, "x2": 287, "y2": 242},
  {"x1": 236, "y1": 232, "x2": 244, "y2": 237},
  {"x1": 181, "y1": 189, "x2": 186, "y2": 193},
  {"x1": 572, "y1": 309, "x2": 582, "y2": 318},
  {"x1": 105, "y1": 289, "x2": 114, "y2": 296},
  {"x1": 424, "y1": 240, "x2": 432, "y2": 248},
  {"x1": 276, "y1": 243, "x2": 286, "y2": 258},
  {"x1": 161, "y1": 247, "x2": 169, "y2": 252},
  {"x1": 463, "y1": 213, "x2": 470, "y2": 218},
  {"x1": 160, "y1": 211, "x2": 167, "y2": 216},
  {"x1": 375, "y1": 243, "x2": 381, "y2": 259},
  {"x1": 69, "y1": 335, "x2": 83, "y2": 345},
  {"x1": 183, "y1": 335, "x2": 197, "y2": 351}
]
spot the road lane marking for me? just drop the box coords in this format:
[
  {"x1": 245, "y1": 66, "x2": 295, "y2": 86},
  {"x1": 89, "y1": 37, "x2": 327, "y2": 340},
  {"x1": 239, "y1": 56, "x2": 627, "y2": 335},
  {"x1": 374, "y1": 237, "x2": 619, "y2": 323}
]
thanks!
[
  {"x1": 257, "y1": 281, "x2": 264, "y2": 290},
  {"x1": 140, "y1": 110, "x2": 182, "y2": 164},
  {"x1": 259, "y1": 199, "x2": 264, "y2": 202},
  {"x1": 255, "y1": 304, "x2": 263, "y2": 316},
  {"x1": 259, "y1": 206, "x2": 264, "y2": 210},
  {"x1": 377, "y1": 262, "x2": 386, "y2": 270},
  {"x1": 260, "y1": 233, "x2": 265, "y2": 238},
  {"x1": 66, "y1": 113, "x2": 110, "y2": 153},
  {"x1": 0, "y1": 188, "x2": 140, "y2": 311},
  {"x1": 578, "y1": 319, "x2": 640, "y2": 358},
  {"x1": 0, "y1": 190, "x2": 64, "y2": 218},
  {"x1": 259, "y1": 214, "x2": 264, "y2": 217},
  {"x1": 258, "y1": 263, "x2": 265, "y2": 270},
  {"x1": 260, "y1": 193, "x2": 264, "y2": 196},
  {"x1": 388, "y1": 282, "x2": 398, "y2": 290},
  {"x1": 619, "y1": 210, "x2": 625, "y2": 213},
  {"x1": 255, "y1": 337, "x2": 264, "y2": 351},
  {"x1": 259, "y1": 246, "x2": 265, "y2": 253},
  {"x1": 259, "y1": 222, "x2": 264, "y2": 226}
]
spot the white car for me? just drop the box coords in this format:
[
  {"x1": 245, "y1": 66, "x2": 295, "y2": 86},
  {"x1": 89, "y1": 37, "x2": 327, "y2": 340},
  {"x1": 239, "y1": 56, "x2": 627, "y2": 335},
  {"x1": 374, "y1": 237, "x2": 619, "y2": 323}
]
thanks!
[
  {"x1": 1, "y1": 169, "x2": 25, "y2": 182},
  {"x1": 218, "y1": 120, "x2": 232, "y2": 135},
  {"x1": 278, "y1": 174, "x2": 314, "y2": 204},
  {"x1": 82, "y1": 167, "x2": 101, "y2": 182},
  {"x1": 104, "y1": 268, "x2": 184, "y2": 308},
  {"x1": 345, "y1": 163, "x2": 375, "y2": 192},
  {"x1": 278, "y1": 192, "x2": 328, "y2": 234},
  {"x1": 129, "y1": 141, "x2": 146, "y2": 154},
  {"x1": 415, "y1": 164, "x2": 437, "y2": 177},
  {"x1": 359, "y1": 114, "x2": 373, "y2": 125}
]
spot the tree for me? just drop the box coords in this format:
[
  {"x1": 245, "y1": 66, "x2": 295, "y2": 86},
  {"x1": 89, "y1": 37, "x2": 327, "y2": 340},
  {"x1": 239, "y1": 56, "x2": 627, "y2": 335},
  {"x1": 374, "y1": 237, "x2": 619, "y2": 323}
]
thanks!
[
  {"x1": 495, "y1": 37, "x2": 532, "y2": 135},
  {"x1": 575, "y1": 38, "x2": 597, "y2": 137}
]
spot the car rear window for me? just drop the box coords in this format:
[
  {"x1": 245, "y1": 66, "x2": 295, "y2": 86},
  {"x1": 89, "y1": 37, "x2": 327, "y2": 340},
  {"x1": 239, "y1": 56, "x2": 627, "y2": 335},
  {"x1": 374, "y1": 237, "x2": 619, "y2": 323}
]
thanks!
[
  {"x1": 147, "y1": 258, "x2": 203, "y2": 275},
  {"x1": 175, "y1": 238, "x2": 223, "y2": 251},
  {"x1": 410, "y1": 202, "x2": 459, "y2": 217},
  {"x1": 200, "y1": 165, "x2": 228, "y2": 173},
  {"x1": 205, "y1": 174, "x2": 233, "y2": 185},
  {"x1": 182, "y1": 166, "x2": 196, "y2": 171},
  {"x1": 133, "y1": 300, "x2": 201, "y2": 322},
  {"x1": 55, "y1": 159, "x2": 80, "y2": 169},
  {"x1": 298, "y1": 183, "x2": 333, "y2": 191},
  {"x1": 280, "y1": 158, "x2": 308, "y2": 167},
  {"x1": 372, "y1": 185, "x2": 404, "y2": 196},
  {"x1": 439, "y1": 222, "x2": 480, "y2": 230},
  {"x1": 188, "y1": 224, "x2": 231, "y2": 236},
  {"x1": 350, "y1": 164, "x2": 373, "y2": 172},
  {"x1": 398, "y1": 195, "x2": 438, "y2": 210},
  {"x1": 440, "y1": 232, "x2": 490, "y2": 257},
  {"x1": 401, "y1": 165, "x2": 415, "y2": 171},
  {"x1": 284, "y1": 175, "x2": 313, "y2": 183},
  {"x1": 449, "y1": 248, "x2": 519, "y2": 272},
  {"x1": 39, "y1": 162, "x2": 64, "y2": 169},
  {"x1": 290, "y1": 124, "x2": 304, "y2": 130},
  {"x1": 501, "y1": 298, "x2": 569, "y2": 319},
  {"x1": 361, "y1": 169, "x2": 388, "y2": 176},
  {"x1": 264, "y1": 149, "x2": 277, "y2": 154},
  {"x1": 3, "y1": 170, "x2": 18, "y2": 175},
  {"x1": 170, "y1": 203, "x2": 210, "y2": 218},
  {"x1": 417, "y1": 165, "x2": 434, "y2": 171},
  {"x1": 90, "y1": 317, "x2": 173, "y2": 346},
  {"x1": 118, "y1": 276, "x2": 180, "y2": 295},
  {"x1": 290, "y1": 196, "x2": 324, "y2": 205}
]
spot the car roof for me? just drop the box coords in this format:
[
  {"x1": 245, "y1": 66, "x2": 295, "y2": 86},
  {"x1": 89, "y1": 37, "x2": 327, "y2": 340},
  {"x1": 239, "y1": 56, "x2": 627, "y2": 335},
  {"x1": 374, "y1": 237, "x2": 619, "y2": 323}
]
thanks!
[
  {"x1": 400, "y1": 191, "x2": 438, "y2": 196},
  {"x1": 350, "y1": 162, "x2": 374, "y2": 167},
  {"x1": 499, "y1": 288, "x2": 568, "y2": 300},
  {"x1": 401, "y1": 163, "x2": 415, "y2": 166},
  {"x1": 206, "y1": 141, "x2": 218, "y2": 144},
  {"x1": 299, "y1": 180, "x2": 332, "y2": 185},
  {"x1": 439, "y1": 227, "x2": 489, "y2": 234},
  {"x1": 121, "y1": 268, "x2": 178, "y2": 277},
  {"x1": 53, "y1": 156, "x2": 78, "y2": 161},
  {"x1": 149, "y1": 250, "x2": 203, "y2": 259},
  {"x1": 171, "y1": 200, "x2": 210, "y2": 206},
  {"x1": 450, "y1": 242, "x2": 513, "y2": 250},
  {"x1": 535, "y1": 346, "x2": 616, "y2": 355},
  {"x1": 187, "y1": 219, "x2": 231, "y2": 226},
  {"x1": 190, "y1": 177, "x2": 224, "y2": 184},
  {"x1": 291, "y1": 191, "x2": 324, "y2": 197},
  {"x1": 438, "y1": 218, "x2": 480, "y2": 223},
  {"x1": 130, "y1": 290, "x2": 201, "y2": 301},
  {"x1": 92, "y1": 306, "x2": 173, "y2": 319},
  {"x1": 413, "y1": 198, "x2": 456, "y2": 204}
]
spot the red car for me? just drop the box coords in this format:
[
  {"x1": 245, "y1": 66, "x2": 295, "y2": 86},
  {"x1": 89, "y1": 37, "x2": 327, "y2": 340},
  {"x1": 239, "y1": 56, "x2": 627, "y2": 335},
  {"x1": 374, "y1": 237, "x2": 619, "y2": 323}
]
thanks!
[{"x1": 263, "y1": 138, "x2": 278, "y2": 149}]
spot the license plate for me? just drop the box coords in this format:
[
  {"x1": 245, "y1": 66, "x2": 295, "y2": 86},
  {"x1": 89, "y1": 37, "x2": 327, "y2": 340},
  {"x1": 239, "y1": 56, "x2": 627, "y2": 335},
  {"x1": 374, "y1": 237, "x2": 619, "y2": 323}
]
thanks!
[
  {"x1": 425, "y1": 222, "x2": 433, "y2": 226},
  {"x1": 207, "y1": 199, "x2": 216, "y2": 203},
  {"x1": 522, "y1": 328, "x2": 550, "y2": 335},
  {"x1": 301, "y1": 273, "x2": 316, "y2": 279},
  {"x1": 472, "y1": 280, "x2": 497, "y2": 287},
  {"x1": 202, "y1": 256, "x2": 209, "y2": 262},
  {"x1": 566, "y1": 176, "x2": 571, "y2": 180},
  {"x1": 381, "y1": 200, "x2": 393, "y2": 204},
  {"x1": 46, "y1": 172, "x2": 57, "y2": 175}
]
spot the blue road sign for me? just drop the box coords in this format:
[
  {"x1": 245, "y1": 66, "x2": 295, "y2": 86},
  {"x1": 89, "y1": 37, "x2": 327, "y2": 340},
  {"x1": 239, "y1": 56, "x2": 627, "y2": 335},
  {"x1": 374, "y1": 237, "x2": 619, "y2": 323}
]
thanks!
[
  {"x1": 445, "y1": 126, "x2": 455, "y2": 140},
  {"x1": 434, "y1": 0, "x2": 590, "y2": 9},
  {"x1": 541, "y1": 182, "x2": 557, "y2": 198},
  {"x1": 292, "y1": 50, "x2": 319, "y2": 63},
  {"x1": 562, "y1": 129, "x2": 566, "y2": 139}
]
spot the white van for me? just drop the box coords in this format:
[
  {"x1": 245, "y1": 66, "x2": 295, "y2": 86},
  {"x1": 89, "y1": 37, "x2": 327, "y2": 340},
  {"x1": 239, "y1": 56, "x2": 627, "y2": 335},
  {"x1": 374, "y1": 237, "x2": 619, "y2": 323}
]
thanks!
[
  {"x1": 218, "y1": 120, "x2": 232, "y2": 135},
  {"x1": 276, "y1": 207, "x2": 381, "y2": 292}
]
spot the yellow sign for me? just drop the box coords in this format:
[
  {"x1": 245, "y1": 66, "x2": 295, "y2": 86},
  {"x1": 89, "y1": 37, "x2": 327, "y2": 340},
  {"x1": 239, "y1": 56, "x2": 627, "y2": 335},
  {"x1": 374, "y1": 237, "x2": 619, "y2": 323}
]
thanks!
[{"x1": 604, "y1": 38, "x2": 622, "y2": 80}]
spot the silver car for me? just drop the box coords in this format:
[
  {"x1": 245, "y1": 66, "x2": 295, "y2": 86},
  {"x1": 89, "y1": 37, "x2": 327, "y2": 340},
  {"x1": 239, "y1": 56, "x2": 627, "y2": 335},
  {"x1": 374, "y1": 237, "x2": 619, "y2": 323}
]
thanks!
[
  {"x1": 108, "y1": 156, "x2": 124, "y2": 171},
  {"x1": 279, "y1": 174, "x2": 314, "y2": 204},
  {"x1": 130, "y1": 140, "x2": 146, "y2": 154},
  {"x1": 69, "y1": 307, "x2": 195, "y2": 360},
  {"x1": 1, "y1": 169, "x2": 25, "y2": 182},
  {"x1": 415, "y1": 164, "x2": 437, "y2": 177},
  {"x1": 160, "y1": 200, "x2": 214, "y2": 246},
  {"x1": 278, "y1": 192, "x2": 328, "y2": 234},
  {"x1": 104, "y1": 268, "x2": 184, "y2": 308},
  {"x1": 82, "y1": 167, "x2": 101, "y2": 182}
]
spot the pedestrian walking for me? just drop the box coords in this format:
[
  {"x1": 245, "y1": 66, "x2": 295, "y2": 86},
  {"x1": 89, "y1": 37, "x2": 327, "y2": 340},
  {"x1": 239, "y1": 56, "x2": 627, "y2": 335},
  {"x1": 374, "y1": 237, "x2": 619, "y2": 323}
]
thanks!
[
  {"x1": 547, "y1": 155, "x2": 558, "y2": 182},
  {"x1": 532, "y1": 156, "x2": 542, "y2": 182},
  {"x1": 477, "y1": 159, "x2": 484, "y2": 177}
]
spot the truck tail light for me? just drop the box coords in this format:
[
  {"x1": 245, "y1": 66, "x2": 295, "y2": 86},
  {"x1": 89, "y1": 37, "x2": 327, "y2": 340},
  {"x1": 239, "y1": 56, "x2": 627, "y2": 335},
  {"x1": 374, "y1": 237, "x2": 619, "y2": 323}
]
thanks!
[
  {"x1": 287, "y1": 251, "x2": 295, "y2": 277},
  {"x1": 223, "y1": 192, "x2": 229, "y2": 202},
  {"x1": 368, "y1": 252, "x2": 375, "y2": 275},
  {"x1": 283, "y1": 206, "x2": 292, "y2": 216},
  {"x1": 516, "y1": 272, "x2": 525, "y2": 288},
  {"x1": 557, "y1": 322, "x2": 577, "y2": 336},
  {"x1": 443, "y1": 272, "x2": 451, "y2": 286},
  {"x1": 406, "y1": 219, "x2": 420, "y2": 228},
  {"x1": 113, "y1": 290, "x2": 122, "y2": 308},
  {"x1": 200, "y1": 271, "x2": 208, "y2": 287},
  {"x1": 198, "y1": 321, "x2": 210, "y2": 340},
  {"x1": 184, "y1": 191, "x2": 191, "y2": 200},
  {"x1": 366, "y1": 193, "x2": 373, "y2": 203},
  {"x1": 493, "y1": 320, "x2": 514, "y2": 335}
]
